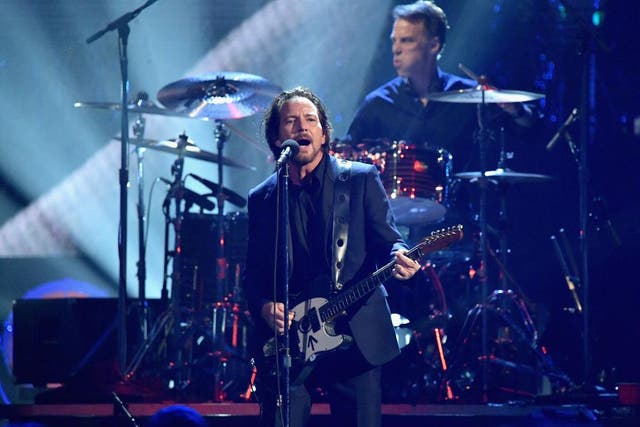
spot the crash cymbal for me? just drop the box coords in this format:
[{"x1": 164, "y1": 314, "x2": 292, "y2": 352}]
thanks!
[
  {"x1": 157, "y1": 72, "x2": 282, "y2": 120},
  {"x1": 118, "y1": 136, "x2": 255, "y2": 170},
  {"x1": 74, "y1": 100, "x2": 187, "y2": 118},
  {"x1": 455, "y1": 168, "x2": 553, "y2": 183},
  {"x1": 426, "y1": 85, "x2": 544, "y2": 104}
]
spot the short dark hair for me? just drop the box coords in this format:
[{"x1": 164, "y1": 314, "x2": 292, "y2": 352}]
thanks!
[
  {"x1": 262, "y1": 86, "x2": 333, "y2": 157},
  {"x1": 393, "y1": 1, "x2": 449, "y2": 50}
]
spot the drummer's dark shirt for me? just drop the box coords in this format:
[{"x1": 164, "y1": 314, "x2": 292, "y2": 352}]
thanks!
[{"x1": 345, "y1": 68, "x2": 480, "y2": 173}]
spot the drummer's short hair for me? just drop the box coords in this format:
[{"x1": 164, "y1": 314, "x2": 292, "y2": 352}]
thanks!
[
  {"x1": 393, "y1": 1, "x2": 449, "y2": 52},
  {"x1": 263, "y1": 86, "x2": 333, "y2": 158}
]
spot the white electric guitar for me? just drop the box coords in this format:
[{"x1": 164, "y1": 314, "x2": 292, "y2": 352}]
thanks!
[{"x1": 263, "y1": 225, "x2": 463, "y2": 364}]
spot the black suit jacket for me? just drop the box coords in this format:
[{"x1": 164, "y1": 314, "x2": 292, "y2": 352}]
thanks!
[{"x1": 244, "y1": 155, "x2": 406, "y2": 367}]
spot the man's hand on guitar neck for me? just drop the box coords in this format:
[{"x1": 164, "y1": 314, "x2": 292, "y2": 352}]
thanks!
[
  {"x1": 261, "y1": 301, "x2": 295, "y2": 334},
  {"x1": 393, "y1": 249, "x2": 421, "y2": 281},
  {"x1": 260, "y1": 250, "x2": 419, "y2": 333}
]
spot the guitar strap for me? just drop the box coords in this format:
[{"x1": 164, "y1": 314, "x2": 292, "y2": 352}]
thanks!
[
  {"x1": 331, "y1": 159, "x2": 352, "y2": 292},
  {"x1": 289, "y1": 159, "x2": 352, "y2": 387}
]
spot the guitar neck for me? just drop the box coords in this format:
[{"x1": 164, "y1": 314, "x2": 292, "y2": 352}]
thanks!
[
  {"x1": 316, "y1": 225, "x2": 463, "y2": 323},
  {"x1": 319, "y1": 244, "x2": 424, "y2": 322}
]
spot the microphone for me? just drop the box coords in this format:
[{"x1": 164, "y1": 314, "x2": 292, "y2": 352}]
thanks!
[
  {"x1": 546, "y1": 107, "x2": 578, "y2": 151},
  {"x1": 275, "y1": 139, "x2": 300, "y2": 168},
  {"x1": 188, "y1": 174, "x2": 247, "y2": 208},
  {"x1": 181, "y1": 187, "x2": 215, "y2": 211},
  {"x1": 161, "y1": 178, "x2": 215, "y2": 211}
]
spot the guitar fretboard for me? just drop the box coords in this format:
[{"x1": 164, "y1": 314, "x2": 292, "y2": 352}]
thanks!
[{"x1": 318, "y1": 225, "x2": 462, "y2": 322}]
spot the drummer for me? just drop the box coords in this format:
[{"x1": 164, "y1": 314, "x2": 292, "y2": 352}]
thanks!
[{"x1": 344, "y1": 0, "x2": 538, "y2": 175}]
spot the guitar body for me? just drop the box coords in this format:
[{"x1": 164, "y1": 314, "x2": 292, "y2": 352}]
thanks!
[
  {"x1": 292, "y1": 297, "x2": 352, "y2": 363},
  {"x1": 260, "y1": 225, "x2": 463, "y2": 370}
]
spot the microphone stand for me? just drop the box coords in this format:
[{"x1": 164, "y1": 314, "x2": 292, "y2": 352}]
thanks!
[
  {"x1": 277, "y1": 162, "x2": 292, "y2": 427},
  {"x1": 85, "y1": 0, "x2": 160, "y2": 378},
  {"x1": 557, "y1": 0, "x2": 611, "y2": 386}
]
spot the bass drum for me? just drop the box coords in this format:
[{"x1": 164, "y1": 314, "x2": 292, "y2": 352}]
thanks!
[
  {"x1": 177, "y1": 211, "x2": 249, "y2": 306},
  {"x1": 172, "y1": 212, "x2": 255, "y2": 402}
]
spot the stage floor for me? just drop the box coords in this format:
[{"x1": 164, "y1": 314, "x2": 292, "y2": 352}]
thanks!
[{"x1": 1, "y1": 401, "x2": 638, "y2": 427}]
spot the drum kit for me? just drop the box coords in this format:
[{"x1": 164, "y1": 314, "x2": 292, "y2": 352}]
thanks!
[
  {"x1": 75, "y1": 73, "x2": 570, "y2": 403},
  {"x1": 332, "y1": 84, "x2": 573, "y2": 402},
  {"x1": 76, "y1": 72, "x2": 280, "y2": 402}
]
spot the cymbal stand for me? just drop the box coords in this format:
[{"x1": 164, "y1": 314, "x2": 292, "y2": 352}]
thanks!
[
  {"x1": 124, "y1": 135, "x2": 196, "y2": 385},
  {"x1": 124, "y1": 135, "x2": 187, "y2": 380},
  {"x1": 496, "y1": 127, "x2": 510, "y2": 292},
  {"x1": 475, "y1": 78, "x2": 491, "y2": 403},
  {"x1": 164, "y1": 134, "x2": 197, "y2": 391},
  {"x1": 213, "y1": 120, "x2": 231, "y2": 304},
  {"x1": 132, "y1": 107, "x2": 149, "y2": 343}
]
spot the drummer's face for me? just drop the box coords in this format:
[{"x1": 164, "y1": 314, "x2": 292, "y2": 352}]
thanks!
[
  {"x1": 277, "y1": 97, "x2": 326, "y2": 168},
  {"x1": 390, "y1": 18, "x2": 437, "y2": 78}
]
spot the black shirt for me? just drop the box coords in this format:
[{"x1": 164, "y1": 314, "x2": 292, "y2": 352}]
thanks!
[{"x1": 289, "y1": 154, "x2": 333, "y2": 300}]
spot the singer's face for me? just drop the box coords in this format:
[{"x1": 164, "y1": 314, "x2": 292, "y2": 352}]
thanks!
[{"x1": 277, "y1": 97, "x2": 326, "y2": 168}]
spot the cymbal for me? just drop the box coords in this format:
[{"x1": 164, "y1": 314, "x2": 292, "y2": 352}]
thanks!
[
  {"x1": 390, "y1": 198, "x2": 447, "y2": 226},
  {"x1": 157, "y1": 72, "x2": 282, "y2": 120},
  {"x1": 118, "y1": 136, "x2": 255, "y2": 170},
  {"x1": 455, "y1": 168, "x2": 553, "y2": 183},
  {"x1": 426, "y1": 85, "x2": 544, "y2": 104},
  {"x1": 74, "y1": 100, "x2": 187, "y2": 118}
]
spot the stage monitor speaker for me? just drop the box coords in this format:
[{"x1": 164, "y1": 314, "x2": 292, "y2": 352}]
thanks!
[{"x1": 12, "y1": 298, "x2": 118, "y2": 386}]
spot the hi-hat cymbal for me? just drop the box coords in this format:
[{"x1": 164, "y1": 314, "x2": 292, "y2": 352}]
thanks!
[
  {"x1": 118, "y1": 136, "x2": 255, "y2": 170},
  {"x1": 426, "y1": 85, "x2": 544, "y2": 104},
  {"x1": 455, "y1": 168, "x2": 553, "y2": 183},
  {"x1": 74, "y1": 100, "x2": 187, "y2": 118},
  {"x1": 157, "y1": 72, "x2": 282, "y2": 120}
]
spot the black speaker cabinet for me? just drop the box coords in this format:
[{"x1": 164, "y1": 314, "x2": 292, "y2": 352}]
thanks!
[{"x1": 12, "y1": 298, "x2": 118, "y2": 386}]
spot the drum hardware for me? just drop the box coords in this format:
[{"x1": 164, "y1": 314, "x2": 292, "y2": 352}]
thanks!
[
  {"x1": 74, "y1": 99, "x2": 195, "y2": 119},
  {"x1": 157, "y1": 72, "x2": 280, "y2": 302},
  {"x1": 156, "y1": 72, "x2": 282, "y2": 120},
  {"x1": 383, "y1": 264, "x2": 454, "y2": 403},
  {"x1": 75, "y1": 70, "x2": 279, "y2": 399},
  {"x1": 148, "y1": 73, "x2": 281, "y2": 401},
  {"x1": 425, "y1": 66, "x2": 545, "y2": 105},
  {"x1": 445, "y1": 290, "x2": 574, "y2": 402},
  {"x1": 154, "y1": 130, "x2": 245, "y2": 399},
  {"x1": 76, "y1": 90, "x2": 188, "y2": 371},
  {"x1": 425, "y1": 87, "x2": 544, "y2": 104},
  {"x1": 455, "y1": 169, "x2": 553, "y2": 184},
  {"x1": 116, "y1": 135, "x2": 255, "y2": 170},
  {"x1": 428, "y1": 68, "x2": 547, "y2": 402}
]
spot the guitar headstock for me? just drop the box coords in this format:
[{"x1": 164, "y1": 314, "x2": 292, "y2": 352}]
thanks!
[{"x1": 418, "y1": 225, "x2": 464, "y2": 254}]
